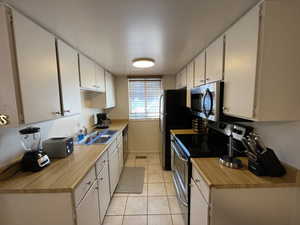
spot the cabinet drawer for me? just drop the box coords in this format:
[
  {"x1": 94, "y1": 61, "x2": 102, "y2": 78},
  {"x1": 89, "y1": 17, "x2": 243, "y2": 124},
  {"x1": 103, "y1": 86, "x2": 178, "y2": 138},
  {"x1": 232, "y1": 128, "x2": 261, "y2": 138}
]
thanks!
[
  {"x1": 74, "y1": 167, "x2": 96, "y2": 206},
  {"x1": 192, "y1": 166, "x2": 210, "y2": 203},
  {"x1": 95, "y1": 151, "x2": 108, "y2": 175}
]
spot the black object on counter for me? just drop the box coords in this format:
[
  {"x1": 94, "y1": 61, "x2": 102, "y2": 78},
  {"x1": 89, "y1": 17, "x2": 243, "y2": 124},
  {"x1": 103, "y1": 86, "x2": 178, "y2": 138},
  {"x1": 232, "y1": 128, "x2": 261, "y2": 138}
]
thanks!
[{"x1": 248, "y1": 148, "x2": 286, "y2": 177}]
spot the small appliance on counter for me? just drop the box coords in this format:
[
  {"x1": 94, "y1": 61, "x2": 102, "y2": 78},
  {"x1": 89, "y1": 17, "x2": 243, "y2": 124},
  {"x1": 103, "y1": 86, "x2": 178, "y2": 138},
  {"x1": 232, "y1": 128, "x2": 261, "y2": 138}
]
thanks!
[
  {"x1": 19, "y1": 127, "x2": 50, "y2": 172},
  {"x1": 219, "y1": 124, "x2": 253, "y2": 169},
  {"x1": 242, "y1": 132, "x2": 286, "y2": 177},
  {"x1": 94, "y1": 113, "x2": 111, "y2": 129},
  {"x1": 43, "y1": 137, "x2": 74, "y2": 158}
]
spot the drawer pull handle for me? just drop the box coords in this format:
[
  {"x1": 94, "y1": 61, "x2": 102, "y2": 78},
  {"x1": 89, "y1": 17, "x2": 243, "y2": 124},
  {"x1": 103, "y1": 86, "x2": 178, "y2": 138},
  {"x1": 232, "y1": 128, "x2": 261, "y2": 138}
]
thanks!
[
  {"x1": 86, "y1": 181, "x2": 92, "y2": 185},
  {"x1": 100, "y1": 177, "x2": 104, "y2": 181},
  {"x1": 195, "y1": 179, "x2": 201, "y2": 183}
]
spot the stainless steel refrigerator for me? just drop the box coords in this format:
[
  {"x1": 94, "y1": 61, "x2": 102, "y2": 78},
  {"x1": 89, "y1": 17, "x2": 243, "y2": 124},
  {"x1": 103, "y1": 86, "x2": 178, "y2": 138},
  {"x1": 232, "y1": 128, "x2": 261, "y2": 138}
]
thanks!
[{"x1": 159, "y1": 88, "x2": 191, "y2": 170}]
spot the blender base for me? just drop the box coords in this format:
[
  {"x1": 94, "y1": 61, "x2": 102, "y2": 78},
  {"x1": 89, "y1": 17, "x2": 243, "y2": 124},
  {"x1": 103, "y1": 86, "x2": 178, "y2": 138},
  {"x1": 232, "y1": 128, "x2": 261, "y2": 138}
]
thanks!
[{"x1": 219, "y1": 155, "x2": 243, "y2": 169}]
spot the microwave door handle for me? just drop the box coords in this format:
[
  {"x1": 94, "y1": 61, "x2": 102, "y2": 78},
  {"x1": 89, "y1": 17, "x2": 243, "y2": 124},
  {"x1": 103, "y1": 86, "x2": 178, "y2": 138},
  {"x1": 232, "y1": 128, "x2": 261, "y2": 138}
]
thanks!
[
  {"x1": 171, "y1": 142, "x2": 188, "y2": 162},
  {"x1": 172, "y1": 173, "x2": 188, "y2": 207}
]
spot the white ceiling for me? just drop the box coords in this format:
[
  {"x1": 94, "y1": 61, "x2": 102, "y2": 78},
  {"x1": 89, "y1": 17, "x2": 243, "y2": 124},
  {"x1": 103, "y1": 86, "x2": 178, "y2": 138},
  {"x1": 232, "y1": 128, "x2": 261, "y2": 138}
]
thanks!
[{"x1": 5, "y1": 0, "x2": 259, "y2": 75}]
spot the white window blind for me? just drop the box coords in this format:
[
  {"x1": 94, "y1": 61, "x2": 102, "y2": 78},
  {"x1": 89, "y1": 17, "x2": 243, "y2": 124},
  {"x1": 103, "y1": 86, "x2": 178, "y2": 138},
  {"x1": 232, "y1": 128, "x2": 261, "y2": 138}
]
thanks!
[{"x1": 128, "y1": 78, "x2": 162, "y2": 119}]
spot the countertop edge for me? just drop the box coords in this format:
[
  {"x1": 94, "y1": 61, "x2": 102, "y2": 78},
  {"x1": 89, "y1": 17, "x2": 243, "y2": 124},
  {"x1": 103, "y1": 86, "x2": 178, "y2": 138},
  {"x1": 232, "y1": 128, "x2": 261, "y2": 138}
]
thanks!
[{"x1": 191, "y1": 158, "x2": 299, "y2": 189}]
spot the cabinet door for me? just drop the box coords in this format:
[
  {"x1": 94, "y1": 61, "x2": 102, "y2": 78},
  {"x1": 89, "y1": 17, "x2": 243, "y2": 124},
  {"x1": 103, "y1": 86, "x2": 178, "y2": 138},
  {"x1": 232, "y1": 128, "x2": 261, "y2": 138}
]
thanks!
[
  {"x1": 109, "y1": 148, "x2": 119, "y2": 196},
  {"x1": 190, "y1": 179, "x2": 209, "y2": 225},
  {"x1": 206, "y1": 36, "x2": 224, "y2": 83},
  {"x1": 98, "y1": 163, "x2": 111, "y2": 224},
  {"x1": 79, "y1": 54, "x2": 95, "y2": 90},
  {"x1": 194, "y1": 52, "x2": 206, "y2": 87},
  {"x1": 76, "y1": 181, "x2": 100, "y2": 225},
  {"x1": 186, "y1": 62, "x2": 194, "y2": 107},
  {"x1": 223, "y1": 6, "x2": 260, "y2": 119},
  {"x1": 13, "y1": 10, "x2": 61, "y2": 124},
  {"x1": 118, "y1": 141, "x2": 124, "y2": 176},
  {"x1": 56, "y1": 40, "x2": 81, "y2": 116},
  {"x1": 105, "y1": 72, "x2": 116, "y2": 108},
  {"x1": 180, "y1": 67, "x2": 187, "y2": 88},
  {"x1": 95, "y1": 64, "x2": 105, "y2": 92},
  {"x1": 176, "y1": 73, "x2": 181, "y2": 89}
]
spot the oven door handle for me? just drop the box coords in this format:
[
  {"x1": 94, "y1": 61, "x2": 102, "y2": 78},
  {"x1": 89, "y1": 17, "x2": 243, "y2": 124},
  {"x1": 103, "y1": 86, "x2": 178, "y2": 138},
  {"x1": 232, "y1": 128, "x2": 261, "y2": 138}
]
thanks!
[
  {"x1": 171, "y1": 141, "x2": 188, "y2": 162},
  {"x1": 172, "y1": 173, "x2": 188, "y2": 207}
]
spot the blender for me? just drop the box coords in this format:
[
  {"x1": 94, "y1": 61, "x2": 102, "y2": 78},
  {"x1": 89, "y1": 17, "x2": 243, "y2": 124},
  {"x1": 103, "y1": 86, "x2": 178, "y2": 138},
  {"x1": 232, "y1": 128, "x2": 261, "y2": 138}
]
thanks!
[{"x1": 19, "y1": 127, "x2": 50, "y2": 172}]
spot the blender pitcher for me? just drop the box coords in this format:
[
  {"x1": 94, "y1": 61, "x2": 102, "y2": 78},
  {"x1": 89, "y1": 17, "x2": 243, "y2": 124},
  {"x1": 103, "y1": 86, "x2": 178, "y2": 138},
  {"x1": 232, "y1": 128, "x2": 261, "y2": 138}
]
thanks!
[{"x1": 19, "y1": 127, "x2": 50, "y2": 172}]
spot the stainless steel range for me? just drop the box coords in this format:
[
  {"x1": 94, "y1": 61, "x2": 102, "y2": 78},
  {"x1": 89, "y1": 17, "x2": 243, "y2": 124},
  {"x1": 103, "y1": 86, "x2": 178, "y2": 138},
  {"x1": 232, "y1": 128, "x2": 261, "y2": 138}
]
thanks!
[{"x1": 170, "y1": 122, "x2": 250, "y2": 225}]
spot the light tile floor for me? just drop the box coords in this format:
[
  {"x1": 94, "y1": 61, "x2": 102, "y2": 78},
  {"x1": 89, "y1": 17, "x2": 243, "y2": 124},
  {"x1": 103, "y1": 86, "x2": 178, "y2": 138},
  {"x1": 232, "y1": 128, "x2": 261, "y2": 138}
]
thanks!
[{"x1": 104, "y1": 153, "x2": 185, "y2": 225}]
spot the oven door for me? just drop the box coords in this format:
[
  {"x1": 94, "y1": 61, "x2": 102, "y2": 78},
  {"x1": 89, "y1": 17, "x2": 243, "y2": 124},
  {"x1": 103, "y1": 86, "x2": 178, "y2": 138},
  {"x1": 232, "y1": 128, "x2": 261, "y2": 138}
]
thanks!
[{"x1": 171, "y1": 137, "x2": 189, "y2": 224}]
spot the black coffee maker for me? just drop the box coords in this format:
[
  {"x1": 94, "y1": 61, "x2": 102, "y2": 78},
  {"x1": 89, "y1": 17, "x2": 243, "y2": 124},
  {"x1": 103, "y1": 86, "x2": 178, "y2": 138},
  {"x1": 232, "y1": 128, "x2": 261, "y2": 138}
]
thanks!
[
  {"x1": 19, "y1": 127, "x2": 51, "y2": 172},
  {"x1": 94, "y1": 113, "x2": 111, "y2": 129}
]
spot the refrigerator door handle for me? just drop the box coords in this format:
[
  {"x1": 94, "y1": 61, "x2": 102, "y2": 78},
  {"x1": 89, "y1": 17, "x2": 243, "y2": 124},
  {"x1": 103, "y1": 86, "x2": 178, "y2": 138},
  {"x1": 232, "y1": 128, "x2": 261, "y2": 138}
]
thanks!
[{"x1": 159, "y1": 94, "x2": 163, "y2": 132}]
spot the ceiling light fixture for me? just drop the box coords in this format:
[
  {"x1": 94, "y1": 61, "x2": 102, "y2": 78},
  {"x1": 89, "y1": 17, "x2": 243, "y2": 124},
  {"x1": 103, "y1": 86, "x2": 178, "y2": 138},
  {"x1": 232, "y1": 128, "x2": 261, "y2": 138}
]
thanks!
[{"x1": 132, "y1": 58, "x2": 155, "y2": 68}]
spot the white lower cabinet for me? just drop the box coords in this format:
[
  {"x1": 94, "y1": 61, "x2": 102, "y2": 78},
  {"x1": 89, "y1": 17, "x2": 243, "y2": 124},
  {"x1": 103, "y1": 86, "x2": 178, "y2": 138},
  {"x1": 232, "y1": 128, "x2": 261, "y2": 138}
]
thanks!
[
  {"x1": 76, "y1": 181, "x2": 100, "y2": 225},
  {"x1": 190, "y1": 164, "x2": 297, "y2": 225},
  {"x1": 117, "y1": 134, "x2": 124, "y2": 176},
  {"x1": 190, "y1": 178, "x2": 209, "y2": 225},
  {"x1": 109, "y1": 145, "x2": 120, "y2": 196},
  {"x1": 0, "y1": 134, "x2": 125, "y2": 225},
  {"x1": 97, "y1": 162, "x2": 111, "y2": 224}
]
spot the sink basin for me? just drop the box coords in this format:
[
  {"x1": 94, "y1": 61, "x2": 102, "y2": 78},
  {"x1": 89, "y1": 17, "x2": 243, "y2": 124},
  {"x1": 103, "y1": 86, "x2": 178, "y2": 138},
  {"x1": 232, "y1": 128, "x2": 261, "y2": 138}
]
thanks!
[{"x1": 78, "y1": 130, "x2": 118, "y2": 145}]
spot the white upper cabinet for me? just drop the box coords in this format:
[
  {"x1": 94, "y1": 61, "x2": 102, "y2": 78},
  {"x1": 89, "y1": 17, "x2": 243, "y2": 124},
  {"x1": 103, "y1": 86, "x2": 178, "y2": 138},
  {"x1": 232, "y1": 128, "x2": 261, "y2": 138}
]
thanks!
[
  {"x1": 223, "y1": 5, "x2": 260, "y2": 119},
  {"x1": 94, "y1": 64, "x2": 106, "y2": 92},
  {"x1": 176, "y1": 67, "x2": 187, "y2": 89},
  {"x1": 186, "y1": 62, "x2": 194, "y2": 108},
  {"x1": 223, "y1": 2, "x2": 300, "y2": 121},
  {"x1": 79, "y1": 54, "x2": 95, "y2": 90},
  {"x1": 105, "y1": 71, "x2": 116, "y2": 108},
  {"x1": 79, "y1": 54, "x2": 106, "y2": 93},
  {"x1": 180, "y1": 67, "x2": 187, "y2": 88},
  {"x1": 56, "y1": 40, "x2": 81, "y2": 116},
  {"x1": 194, "y1": 52, "x2": 206, "y2": 87},
  {"x1": 206, "y1": 36, "x2": 224, "y2": 83},
  {"x1": 12, "y1": 10, "x2": 61, "y2": 124}
]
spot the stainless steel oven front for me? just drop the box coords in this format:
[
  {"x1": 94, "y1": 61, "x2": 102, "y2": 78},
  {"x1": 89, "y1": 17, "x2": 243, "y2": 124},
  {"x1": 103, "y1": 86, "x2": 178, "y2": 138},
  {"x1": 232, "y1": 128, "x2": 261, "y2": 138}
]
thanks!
[{"x1": 171, "y1": 135, "x2": 189, "y2": 225}]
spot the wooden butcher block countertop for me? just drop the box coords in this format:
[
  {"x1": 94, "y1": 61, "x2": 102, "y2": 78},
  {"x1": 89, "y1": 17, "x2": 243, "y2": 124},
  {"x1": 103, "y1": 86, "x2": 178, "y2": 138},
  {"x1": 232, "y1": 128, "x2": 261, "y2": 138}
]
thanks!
[
  {"x1": 0, "y1": 120, "x2": 128, "y2": 194},
  {"x1": 191, "y1": 157, "x2": 299, "y2": 189},
  {"x1": 170, "y1": 129, "x2": 198, "y2": 135}
]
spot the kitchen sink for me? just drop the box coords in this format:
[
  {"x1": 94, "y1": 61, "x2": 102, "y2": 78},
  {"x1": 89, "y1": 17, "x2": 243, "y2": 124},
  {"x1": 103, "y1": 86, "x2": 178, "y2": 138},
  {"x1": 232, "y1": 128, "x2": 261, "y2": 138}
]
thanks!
[{"x1": 78, "y1": 129, "x2": 118, "y2": 145}]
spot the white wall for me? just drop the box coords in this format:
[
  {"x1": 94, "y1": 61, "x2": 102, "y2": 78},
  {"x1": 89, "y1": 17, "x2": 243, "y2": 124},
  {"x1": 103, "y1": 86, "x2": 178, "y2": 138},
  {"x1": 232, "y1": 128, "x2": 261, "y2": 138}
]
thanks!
[
  {"x1": 0, "y1": 91, "x2": 102, "y2": 168},
  {"x1": 108, "y1": 75, "x2": 176, "y2": 153},
  {"x1": 250, "y1": 121, "x2": 300, "y2": 169}
]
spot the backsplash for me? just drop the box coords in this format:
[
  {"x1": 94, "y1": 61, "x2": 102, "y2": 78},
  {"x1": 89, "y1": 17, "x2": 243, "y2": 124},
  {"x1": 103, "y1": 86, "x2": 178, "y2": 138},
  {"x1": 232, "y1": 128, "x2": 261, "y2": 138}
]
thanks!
[
  {"x1": 0, "y1": 91, "x2": 103, "y2": 168},
  {"x1": 251, "y1": 121, "x2": 300, "y2": 169}
]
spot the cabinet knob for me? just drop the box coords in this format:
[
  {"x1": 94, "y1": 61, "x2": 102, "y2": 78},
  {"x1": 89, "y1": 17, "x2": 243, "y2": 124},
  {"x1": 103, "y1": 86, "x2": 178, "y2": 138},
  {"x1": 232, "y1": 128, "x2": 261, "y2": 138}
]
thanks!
[
  {"x1": 52, "y1": 111, "x2": 61, "y2": 115},
  {"x1": 64, "y1": 110, "x2": 71, "y2": 113},
  {"x1": 86, "y1": 181, "x2": 92, "y2": 185},
  {"x1": 195, "y1": 179, "x2": 201, "y2": 183},
  {"x1": 223, "y1": 106, "x2": 228, "y2": 111},
  {"x1": 100, "y1": 177, "x2": 104, "y2": 181},
  {"x1": 206, "y1": 78, "x2": 210, "y2": 81}
]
